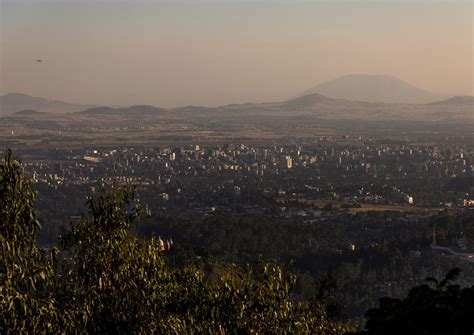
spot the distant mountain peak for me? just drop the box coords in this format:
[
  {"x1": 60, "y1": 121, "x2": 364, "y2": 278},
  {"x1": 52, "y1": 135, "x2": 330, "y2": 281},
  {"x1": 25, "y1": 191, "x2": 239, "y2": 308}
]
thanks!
[{"x1": 299, "y1": 74, "x2": 447, "y2": 104}]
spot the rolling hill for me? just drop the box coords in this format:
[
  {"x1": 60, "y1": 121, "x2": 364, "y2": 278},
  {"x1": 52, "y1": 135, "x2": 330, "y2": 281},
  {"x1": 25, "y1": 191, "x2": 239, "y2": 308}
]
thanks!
[{"x1": 77, "y1": 105, "x2": 168, "y2": 117}]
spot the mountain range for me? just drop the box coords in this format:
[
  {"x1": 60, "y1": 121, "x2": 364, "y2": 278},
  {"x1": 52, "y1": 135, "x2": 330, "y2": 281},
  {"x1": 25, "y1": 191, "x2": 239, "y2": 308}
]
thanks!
[{"x1": 1, "y1": 75, "x2": 472, "y2": 122}]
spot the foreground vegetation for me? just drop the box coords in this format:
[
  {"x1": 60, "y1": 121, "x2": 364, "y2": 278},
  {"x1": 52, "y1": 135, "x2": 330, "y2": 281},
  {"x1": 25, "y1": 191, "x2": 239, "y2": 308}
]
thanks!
[
  {"x1": 1, "y1": 150, "x2": 473, "y2": 334},
  {"x1": 0, "y1": 150, "x2": 351, "y2": 334}
]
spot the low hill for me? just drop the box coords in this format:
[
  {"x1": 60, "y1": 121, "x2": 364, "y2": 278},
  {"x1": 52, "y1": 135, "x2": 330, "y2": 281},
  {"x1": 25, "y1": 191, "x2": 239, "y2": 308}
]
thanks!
[
  {"x1": 14, "y1": 109, "x2": 46, "y2": 115},
  {"x1": 77, "y1": 105, "x2": 168, "y2": 116},
  {"x1": 429, "y1": 96, "x2": 474, "y2": 106}
]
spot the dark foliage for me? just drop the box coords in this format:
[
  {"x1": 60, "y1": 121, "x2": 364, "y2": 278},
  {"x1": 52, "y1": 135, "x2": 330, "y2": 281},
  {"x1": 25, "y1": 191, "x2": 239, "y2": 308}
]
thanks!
[{"x1": 356, "y1": 268, "x2": 474, "y2": 335}]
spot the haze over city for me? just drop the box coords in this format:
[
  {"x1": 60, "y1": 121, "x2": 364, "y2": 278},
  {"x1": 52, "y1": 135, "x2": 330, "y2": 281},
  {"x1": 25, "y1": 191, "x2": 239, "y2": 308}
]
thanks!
[
  {"x1": 2, "y1": 1, "x2": 474, "y2": 334},
  {"x1": 1, "y1": 0, "x2": 473, "y2": 107}
]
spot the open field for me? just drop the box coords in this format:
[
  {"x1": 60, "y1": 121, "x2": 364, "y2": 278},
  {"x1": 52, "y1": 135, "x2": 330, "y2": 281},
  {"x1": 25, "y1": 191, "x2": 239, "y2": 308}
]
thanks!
[
  {"x1": 2, "y1": 106, "x2": 473, "y2": 151},
  {"x1": 297, "y1": 198, "x2": 441, "y2": 214}
]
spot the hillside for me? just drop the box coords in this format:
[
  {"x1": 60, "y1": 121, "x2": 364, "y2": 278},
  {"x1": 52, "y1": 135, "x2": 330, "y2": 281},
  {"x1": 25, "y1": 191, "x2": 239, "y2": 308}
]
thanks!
[{"x1": 0, "y1": 93, "x2": 97, "y2": 115}]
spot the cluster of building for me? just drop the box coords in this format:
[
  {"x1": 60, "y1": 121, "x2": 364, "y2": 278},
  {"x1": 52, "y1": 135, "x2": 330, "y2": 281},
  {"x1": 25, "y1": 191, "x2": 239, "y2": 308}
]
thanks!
[{"x1": 19, "y1": 137, "x2": 474, "y2": 219}]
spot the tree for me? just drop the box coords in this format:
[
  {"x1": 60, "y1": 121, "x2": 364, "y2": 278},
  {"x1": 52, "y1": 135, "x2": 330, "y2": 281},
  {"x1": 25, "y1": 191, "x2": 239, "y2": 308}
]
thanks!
[
  {"x1": 0, "y1": 150, "x2": 73, "y2": 333},
  {"x1": 58, "y1": 183, "x2": 169, "y2": 333}
]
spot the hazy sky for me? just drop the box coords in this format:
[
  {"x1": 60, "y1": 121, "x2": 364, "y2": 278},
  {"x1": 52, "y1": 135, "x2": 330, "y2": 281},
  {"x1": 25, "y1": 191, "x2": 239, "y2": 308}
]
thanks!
[{"x1": 1, "y1": 0, "x2": 472, "y2": 107}]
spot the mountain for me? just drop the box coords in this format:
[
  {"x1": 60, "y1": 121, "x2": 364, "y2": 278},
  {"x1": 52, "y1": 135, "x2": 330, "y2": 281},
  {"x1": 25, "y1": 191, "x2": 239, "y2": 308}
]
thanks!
[
  {"x1": 299, "y1": 74, "x2": 447, "y2": 104},
  {"x1": 77, "y1": 105, "x2": 167, "y2": 116},
  {"x1": 0, "y1": 93, "x2": 97, "y2": 115},
  {"x1": 429, "y1": 96, "x2": 474, "y2": 106}
]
